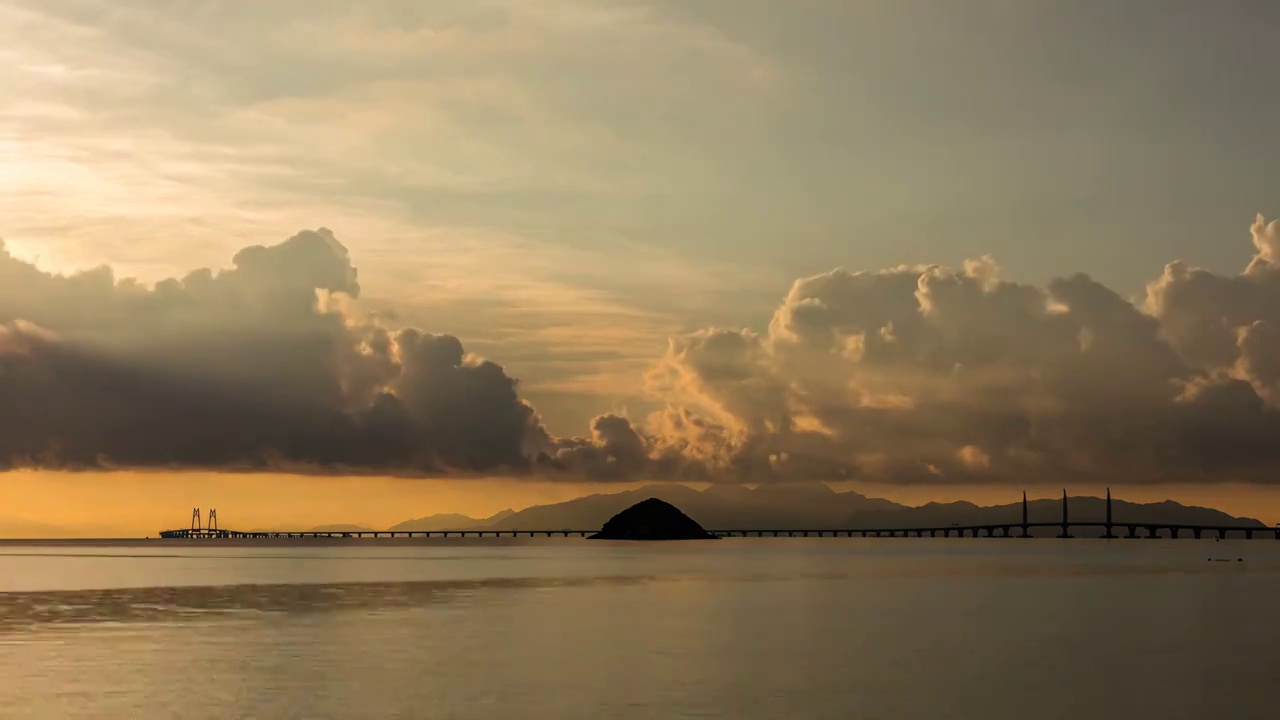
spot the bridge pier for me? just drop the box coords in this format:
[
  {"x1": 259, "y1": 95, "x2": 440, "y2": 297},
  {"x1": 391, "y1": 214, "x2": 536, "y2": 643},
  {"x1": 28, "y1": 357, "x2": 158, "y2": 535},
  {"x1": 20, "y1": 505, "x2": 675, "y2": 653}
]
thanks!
[
  {"x1": 1126, "y1": 526, "x2": 1137, "y2": 538},
  {"x1": 1169, "y1": 528, "x2": 1179, "y2": 539},
  {"x1": 1219, "y1": 529, "x2": 1229, "y2": 540},
  {"x1": 1246, "y1": 529, "x2": 1254, "y2": 540},
  {"x1": 1145, "y1": 526, "x2": 1159, "y2": 539}
]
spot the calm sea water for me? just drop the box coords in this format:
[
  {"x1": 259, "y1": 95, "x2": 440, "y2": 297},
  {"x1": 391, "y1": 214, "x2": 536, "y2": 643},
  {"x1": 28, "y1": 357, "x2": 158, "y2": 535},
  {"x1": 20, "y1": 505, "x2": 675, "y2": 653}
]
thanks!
[{"x1": 1, "y1": 538, "x2": 1277, "y2": 719}]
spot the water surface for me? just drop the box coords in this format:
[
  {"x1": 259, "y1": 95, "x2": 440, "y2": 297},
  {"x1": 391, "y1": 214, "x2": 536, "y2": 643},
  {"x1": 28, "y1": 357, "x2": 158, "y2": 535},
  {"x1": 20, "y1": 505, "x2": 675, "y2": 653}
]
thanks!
[{"x1": 1, "y1": 538, "x2": 1276, "y2": 719}]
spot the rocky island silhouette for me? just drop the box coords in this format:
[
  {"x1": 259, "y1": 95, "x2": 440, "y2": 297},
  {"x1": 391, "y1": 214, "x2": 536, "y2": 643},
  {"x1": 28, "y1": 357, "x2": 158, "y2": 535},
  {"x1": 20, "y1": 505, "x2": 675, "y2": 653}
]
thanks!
[{"x1": 588, "y1": 498, "x2": 718, "y2": 540}]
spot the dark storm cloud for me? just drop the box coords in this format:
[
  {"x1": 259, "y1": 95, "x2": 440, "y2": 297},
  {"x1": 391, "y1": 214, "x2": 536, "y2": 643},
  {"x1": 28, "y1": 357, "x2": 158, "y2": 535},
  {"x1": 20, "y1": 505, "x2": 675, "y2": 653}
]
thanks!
[{"x1": 6, "y1": 215, "x2": 1280, "y2": 483}]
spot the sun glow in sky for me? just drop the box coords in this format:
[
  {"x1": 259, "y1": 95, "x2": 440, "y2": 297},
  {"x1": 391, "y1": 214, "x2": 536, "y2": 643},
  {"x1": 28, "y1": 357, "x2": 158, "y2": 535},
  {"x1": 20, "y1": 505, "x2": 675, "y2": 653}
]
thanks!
[{"x1": 5, "y1": 1, "x2": 1280, "y2": 534}]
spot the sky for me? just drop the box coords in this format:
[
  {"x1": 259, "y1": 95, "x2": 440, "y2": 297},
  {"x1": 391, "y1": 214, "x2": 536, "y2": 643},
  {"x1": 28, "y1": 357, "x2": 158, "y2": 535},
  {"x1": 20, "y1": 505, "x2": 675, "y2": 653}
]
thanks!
[{"x1": 5, "y1": 1, "x2": 1280, "y2": 532}]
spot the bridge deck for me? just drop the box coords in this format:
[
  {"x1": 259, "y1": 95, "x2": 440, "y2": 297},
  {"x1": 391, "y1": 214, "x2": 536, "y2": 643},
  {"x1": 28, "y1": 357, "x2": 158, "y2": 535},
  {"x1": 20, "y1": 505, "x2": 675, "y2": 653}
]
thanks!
[{"x1": 157, "y1": 521, "x2": 1280, "y2": 540}]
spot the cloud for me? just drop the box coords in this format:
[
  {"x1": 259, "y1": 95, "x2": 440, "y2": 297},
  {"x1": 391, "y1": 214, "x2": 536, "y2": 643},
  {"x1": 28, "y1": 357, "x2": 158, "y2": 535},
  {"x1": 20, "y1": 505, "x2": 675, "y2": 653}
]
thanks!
[
  {"x1": 625, "y1": 213, "x2": 1280, "y2": 485},
  {"x1": 7, "y1": 214, "x2": 1280, "y2": 484},
  {"x1": 0, "y1": 230, "x2": 546, "y2": 474}
]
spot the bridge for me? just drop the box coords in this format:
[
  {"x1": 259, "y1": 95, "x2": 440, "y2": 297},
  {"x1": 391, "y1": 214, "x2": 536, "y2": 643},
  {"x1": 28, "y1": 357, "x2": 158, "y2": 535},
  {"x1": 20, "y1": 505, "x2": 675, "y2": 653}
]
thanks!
[
  {"x1": 159, "y1": 490, "x2": 1280, "y2": 540},
  {"x1": 159, "y1": 507, "x2": 601, "y2": 539}
]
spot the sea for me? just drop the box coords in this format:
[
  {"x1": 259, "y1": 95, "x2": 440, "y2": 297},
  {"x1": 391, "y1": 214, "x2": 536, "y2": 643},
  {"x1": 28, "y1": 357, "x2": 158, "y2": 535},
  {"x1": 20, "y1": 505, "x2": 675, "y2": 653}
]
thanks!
[{"x1": 1, "y1": 538, "x2": 1277, "y2": 719}]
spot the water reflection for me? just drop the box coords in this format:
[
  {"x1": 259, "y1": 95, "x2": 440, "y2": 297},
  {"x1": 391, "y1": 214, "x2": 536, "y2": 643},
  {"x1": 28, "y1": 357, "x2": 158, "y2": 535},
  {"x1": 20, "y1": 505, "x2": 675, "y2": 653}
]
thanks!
[{"x1": 0, "y1": 575, "x2": 660, "y2": 631}]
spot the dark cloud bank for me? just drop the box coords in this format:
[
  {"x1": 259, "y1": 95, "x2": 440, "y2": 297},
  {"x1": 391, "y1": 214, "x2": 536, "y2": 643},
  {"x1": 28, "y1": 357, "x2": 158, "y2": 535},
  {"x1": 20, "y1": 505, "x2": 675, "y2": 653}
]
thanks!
[{"x1": 4, "y1": 215, "x2": 1280, "y2": 484}]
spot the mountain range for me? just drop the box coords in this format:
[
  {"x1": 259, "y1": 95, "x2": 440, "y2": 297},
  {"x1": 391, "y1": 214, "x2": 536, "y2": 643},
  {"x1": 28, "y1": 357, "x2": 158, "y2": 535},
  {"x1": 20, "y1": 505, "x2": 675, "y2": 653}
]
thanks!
[
  {"x1": 386, "y1": 509, "x2": 515, "y2": 532},
  {"x1": 362, "y1": 483, "x2": 1266, "y2": 536}
]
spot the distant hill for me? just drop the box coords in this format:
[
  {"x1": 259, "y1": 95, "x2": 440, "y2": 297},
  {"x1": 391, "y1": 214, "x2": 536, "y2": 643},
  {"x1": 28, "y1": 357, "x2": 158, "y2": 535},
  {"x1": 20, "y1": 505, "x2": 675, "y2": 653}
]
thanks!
[
  {"x1": 306, "y1": 487, "x2": 1265, "y2": 536},
  {"x1": 481, "y1": 485, "x2": 1266, "y2": 534},
  {"x1": 487, "y1": 482, "x2": 902, "y2": 531},
  {"x1": 307, "y1": 523, "x2": 376, "y2": 533},
  {"x1": 388, "y1": 508, "x2": 515, "y2": 532},
  {"x1": 848, "y1": 496, "x2": 1266, "y2": 537}
]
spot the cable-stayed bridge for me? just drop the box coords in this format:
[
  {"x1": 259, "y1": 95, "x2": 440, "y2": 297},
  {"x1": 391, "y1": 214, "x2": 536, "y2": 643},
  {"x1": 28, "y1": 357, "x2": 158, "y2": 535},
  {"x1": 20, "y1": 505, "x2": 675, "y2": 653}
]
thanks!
[{"x1": 159, "y1": 490, "x2": 1278, "y2": 540}]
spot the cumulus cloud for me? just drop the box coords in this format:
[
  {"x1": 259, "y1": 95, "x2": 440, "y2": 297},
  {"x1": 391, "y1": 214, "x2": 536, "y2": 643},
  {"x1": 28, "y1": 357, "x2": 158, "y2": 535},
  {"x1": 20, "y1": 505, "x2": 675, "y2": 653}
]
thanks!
[
  {"x1": 627, "y1": 213, "x2": 1280, "y2": 485},
  {"x1": 0, "y1": 229, "x2": 546, "y2": 474},
  {"x1": 6, "y1": 215, "x2": 1280, "y2": 484}
]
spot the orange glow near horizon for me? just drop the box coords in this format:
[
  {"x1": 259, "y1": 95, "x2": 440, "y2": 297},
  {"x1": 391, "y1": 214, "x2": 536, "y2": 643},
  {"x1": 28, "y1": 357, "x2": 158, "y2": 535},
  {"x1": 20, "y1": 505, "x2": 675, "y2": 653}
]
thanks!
[
  {"x1": 3, "y1": 471, "x2": 1280, "y2": 538},
  {"x1": 0, "y1": 471, "x2": 691, "y2": 538}
]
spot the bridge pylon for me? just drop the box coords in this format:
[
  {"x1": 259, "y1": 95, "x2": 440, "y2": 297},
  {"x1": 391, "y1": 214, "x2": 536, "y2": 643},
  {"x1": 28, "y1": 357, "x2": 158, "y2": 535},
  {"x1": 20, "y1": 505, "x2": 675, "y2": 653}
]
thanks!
[
  {"x1": 1058, "y1": 489, "x2": 1073, "y2": 538},
  {"x1": 208, "y1": 508, "x2": 218, "y2": 532},
  {"x1": 191, "y1": 507, "x2": 202, "y2": 532},
  {"x1": 1020, "y1": 491, "x2": 1031, "y2": 538},
  {"x1": 1102, "y1": 488, "x2": 1117, "y2": 538}
]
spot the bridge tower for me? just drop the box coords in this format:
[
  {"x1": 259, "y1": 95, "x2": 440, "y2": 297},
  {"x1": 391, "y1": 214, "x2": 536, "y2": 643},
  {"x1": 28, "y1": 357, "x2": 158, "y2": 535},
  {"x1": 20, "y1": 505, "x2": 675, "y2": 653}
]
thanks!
[
  {"x1": 1102, "y1": 488, "x2": 1117, "y2": 538},
  {"x1": 1020, "y1": 491, "x2": 1031, "y2": 538},
  {"x1": 190, "y1": 507, "x2": 202, "y2": 532},
  {"x1": 1057, "y1": 489, "x2": 1073, "y2": 538},
  {"x1": 208, "y1": 508, "x2": 218, "y2": 532}
]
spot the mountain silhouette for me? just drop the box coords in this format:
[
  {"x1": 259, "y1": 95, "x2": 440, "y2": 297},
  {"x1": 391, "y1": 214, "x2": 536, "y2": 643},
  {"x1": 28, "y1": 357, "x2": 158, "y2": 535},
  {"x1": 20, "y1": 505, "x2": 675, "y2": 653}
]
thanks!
[
  {"x1": 375, "y1": 485, "x2": 1264, "y2": 534},
  {"x1": 306, "y1": 523, "x2": 376, "y2": 533},
  {"x1": 848, "y1": 496, "x2": 1266, "y2": 537},
  {"x1": 485, "y1": 482, "x2": 900, "y2": 531},
  {"x1": 387, "y1": 509, "x2": 515, "y2": 532}
]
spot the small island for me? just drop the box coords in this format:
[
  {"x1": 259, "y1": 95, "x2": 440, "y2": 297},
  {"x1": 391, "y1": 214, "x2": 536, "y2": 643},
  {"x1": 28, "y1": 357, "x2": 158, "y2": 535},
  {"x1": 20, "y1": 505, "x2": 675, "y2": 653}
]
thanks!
[{"x1": 588, "y1": 498, "x2": 718, "y2": 540}]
